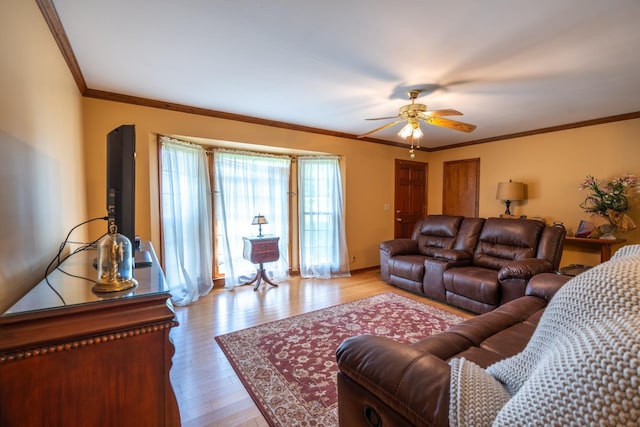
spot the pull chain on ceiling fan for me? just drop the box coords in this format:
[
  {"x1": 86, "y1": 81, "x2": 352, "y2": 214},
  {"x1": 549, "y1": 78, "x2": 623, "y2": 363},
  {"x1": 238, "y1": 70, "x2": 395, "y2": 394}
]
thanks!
[{"x1": 358, "y1": 89, "x2": 476, "y2": 157}]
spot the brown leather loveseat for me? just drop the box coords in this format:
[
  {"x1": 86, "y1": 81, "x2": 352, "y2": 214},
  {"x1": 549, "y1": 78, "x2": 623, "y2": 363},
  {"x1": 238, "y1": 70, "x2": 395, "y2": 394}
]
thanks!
[
  {"x1": 380, "y1": 215, "x2": 565, "y2": 314},
  {"x1": 336, "y1": 272, "x2": 571, "y2": 427}
]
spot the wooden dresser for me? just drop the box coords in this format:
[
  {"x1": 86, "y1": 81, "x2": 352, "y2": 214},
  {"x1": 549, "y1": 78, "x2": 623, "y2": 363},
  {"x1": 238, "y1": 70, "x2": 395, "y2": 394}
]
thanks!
[
  {"x1": 242, "y1": 235, "x2": 280, "y2": 264},
  {"x1": 241, "y1": 236, "x2": 280, "y2": 290},
  {"x1": 0, "y1": 242, "x2": 180, "y2": 427}
]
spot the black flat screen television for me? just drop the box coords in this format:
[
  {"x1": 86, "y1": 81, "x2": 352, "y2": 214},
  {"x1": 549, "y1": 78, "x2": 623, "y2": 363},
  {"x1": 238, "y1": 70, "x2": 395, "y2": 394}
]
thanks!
[
  {"x1": 105, "y1": 124, "x2": 152, "y2": 268},
  {"x1": 106, "y1": 124, "x2": 136, "y2": 247}
]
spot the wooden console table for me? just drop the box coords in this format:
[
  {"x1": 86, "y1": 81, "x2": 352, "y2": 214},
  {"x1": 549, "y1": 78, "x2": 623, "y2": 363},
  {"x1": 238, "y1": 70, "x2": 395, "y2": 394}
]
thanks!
[
  {"x1": 242, "y1": 235, "x2": 280, "y2": 290},
  {"x1": 565, "y1": 236, "x2": 627, "y2": 263},
  {"x1": 0, "y1": 242, "x2": 180, "y2": 427}
]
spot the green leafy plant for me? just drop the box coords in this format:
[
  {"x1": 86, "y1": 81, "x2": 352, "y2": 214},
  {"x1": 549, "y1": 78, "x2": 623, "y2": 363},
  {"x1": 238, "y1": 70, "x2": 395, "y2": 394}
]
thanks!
[{"x1": 579, "y1": 174, "x2": 639, "y2": 215}]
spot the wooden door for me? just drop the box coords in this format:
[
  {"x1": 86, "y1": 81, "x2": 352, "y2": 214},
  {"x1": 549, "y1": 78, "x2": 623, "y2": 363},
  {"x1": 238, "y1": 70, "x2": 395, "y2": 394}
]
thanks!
[
  {"x1": 394, "y1": 159, "x2": 427, "y2": 238},
  {"x1": 442, "y1": 158, "x2": 480, "y2": 217}
]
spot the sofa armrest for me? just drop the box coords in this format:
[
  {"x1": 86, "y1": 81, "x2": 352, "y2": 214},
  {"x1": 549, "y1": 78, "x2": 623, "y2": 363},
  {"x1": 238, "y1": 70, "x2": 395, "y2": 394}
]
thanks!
[
  {"x1": 423, "y1": 257, "x2": 474, "y2": 301},
  {"x1": 497, "y1": 258, "x2": 553, "y2": 281},
  {"x1": 380, "y1": 239, "x2": 418, "y2": 257},
  {"x1": 525, "y1": 272, "x2": 572, "y2": 302},
  {"x1": 336, "y1": 335, "x2": 451, "y2": 427}
]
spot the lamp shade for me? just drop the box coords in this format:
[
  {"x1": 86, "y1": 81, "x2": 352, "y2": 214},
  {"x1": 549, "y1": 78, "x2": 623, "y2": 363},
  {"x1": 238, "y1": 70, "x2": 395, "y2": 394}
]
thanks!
[
  {"x1": 252, "y1": 214, "x2": 268, "y2": 237},
  {"x1": 496, "y1": 181, "x2": 524, "y2": 201},
  {"x1": 252, "y1": 214, "x2": 268, "y2": 225},
  {"x1": 397, "y1": 121, "x2": 423, "y2": 140},
  {"x1": 398, "y1": 123, "x2": 413, "y2": 138}
]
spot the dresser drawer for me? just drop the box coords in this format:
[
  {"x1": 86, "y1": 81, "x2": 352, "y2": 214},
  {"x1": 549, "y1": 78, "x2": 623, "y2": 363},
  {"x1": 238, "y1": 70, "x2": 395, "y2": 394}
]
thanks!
[{"x1": 243, "y1": 236, "x2": 280, "y2": 264}]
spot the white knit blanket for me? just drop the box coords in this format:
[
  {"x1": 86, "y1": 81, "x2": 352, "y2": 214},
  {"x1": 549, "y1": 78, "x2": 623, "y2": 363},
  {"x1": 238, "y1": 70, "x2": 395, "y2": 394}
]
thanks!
[{"x1": 449, "y1": 245, "x2": 640, "y2": 427}]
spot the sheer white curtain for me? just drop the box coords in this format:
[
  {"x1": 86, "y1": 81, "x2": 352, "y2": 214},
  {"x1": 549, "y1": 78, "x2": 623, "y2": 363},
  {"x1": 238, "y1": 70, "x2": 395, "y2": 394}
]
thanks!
[
  {"x1": 214, "y1": 151, "x2": 290, "y2": 287},
  {"x1": 160, "y1": 137, "x2": 213, "y2": 305},
  {"x1": 298, "y1": 156, "x2": 350, "y2": 278}
]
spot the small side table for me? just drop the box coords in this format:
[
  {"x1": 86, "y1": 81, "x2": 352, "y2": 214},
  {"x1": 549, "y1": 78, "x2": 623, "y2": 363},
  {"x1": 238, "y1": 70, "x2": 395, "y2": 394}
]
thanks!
[
  {"x1": 564, "y1": 236, "x2": 626, "y2": 263},
  {"x1": 242, "y1": 235, "x2": 280, "y2": 290}
]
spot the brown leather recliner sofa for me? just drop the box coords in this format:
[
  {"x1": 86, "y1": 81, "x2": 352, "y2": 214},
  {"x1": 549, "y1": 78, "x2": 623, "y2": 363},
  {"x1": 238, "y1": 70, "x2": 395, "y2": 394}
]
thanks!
[
  {"x1": 336, "y1": 272, "x2": 571, "y2": 427},
  {"x1": 380, "y1": 215, "x2": 566, "y2": 314}
]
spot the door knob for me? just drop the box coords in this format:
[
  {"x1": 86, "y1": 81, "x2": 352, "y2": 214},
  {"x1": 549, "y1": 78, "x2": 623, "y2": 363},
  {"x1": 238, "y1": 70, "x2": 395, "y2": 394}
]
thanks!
[{"x1": 396, "y1": 218, "x2": 402, "y2": 222}]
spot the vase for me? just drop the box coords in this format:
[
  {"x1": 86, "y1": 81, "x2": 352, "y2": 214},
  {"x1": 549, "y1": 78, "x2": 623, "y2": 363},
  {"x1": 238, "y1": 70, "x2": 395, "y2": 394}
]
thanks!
[{"x1": 598, "y1": 223, "x2": 617, "y2": 240}]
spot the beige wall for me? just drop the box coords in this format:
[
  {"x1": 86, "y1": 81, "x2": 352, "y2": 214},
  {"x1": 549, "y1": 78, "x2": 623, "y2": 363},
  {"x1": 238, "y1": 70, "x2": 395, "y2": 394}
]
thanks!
[
  {"x1": 82, "y1": 98, "x2": 422, "y2": 272},
  {"x1": 84, "y1": 95, "x2": 640, "y2": 273},
  {"x1": 427, "y1": 119, "x2": 640, "y2": 266},
  {"x1": 0, "y1": 0, "x2": 86, "y2": 312}
]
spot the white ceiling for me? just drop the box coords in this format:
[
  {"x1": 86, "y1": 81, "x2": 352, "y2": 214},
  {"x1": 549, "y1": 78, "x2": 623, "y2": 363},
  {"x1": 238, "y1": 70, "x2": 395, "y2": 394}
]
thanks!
[{"x1": 51, "y1": 0, "x2": 640, "y2": 149}]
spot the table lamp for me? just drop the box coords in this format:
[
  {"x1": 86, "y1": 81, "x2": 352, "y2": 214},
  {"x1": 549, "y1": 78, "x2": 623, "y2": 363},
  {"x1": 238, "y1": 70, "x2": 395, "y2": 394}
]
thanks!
[
  {"x1": 252, "y1": 214, "x2": 268, "y2": 237},
  {"x1": 496, "y1": 180, "x2": 525, "y2": 215}
]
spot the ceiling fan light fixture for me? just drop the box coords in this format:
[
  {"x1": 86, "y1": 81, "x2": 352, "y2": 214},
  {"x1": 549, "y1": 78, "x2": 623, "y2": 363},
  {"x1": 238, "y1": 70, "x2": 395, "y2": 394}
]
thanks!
[
  {"x1": 358, "y1": 88, "x2": 476, "y2": 157},
  {"x1": 398, "y1": 120, "x2": 424, "y2": 139},
  {"x1": 413, "y1": 124, "x2": 423, "y2": 139},
  {"x1": 398, "y1": 123, "x2": 413, "y2": 138}
]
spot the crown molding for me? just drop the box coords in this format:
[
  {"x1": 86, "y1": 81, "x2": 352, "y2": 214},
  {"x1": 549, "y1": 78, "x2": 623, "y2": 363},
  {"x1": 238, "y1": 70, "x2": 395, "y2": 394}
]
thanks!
[{"x1": 36, "y1": 0, "x2": 87, "y2": 93}]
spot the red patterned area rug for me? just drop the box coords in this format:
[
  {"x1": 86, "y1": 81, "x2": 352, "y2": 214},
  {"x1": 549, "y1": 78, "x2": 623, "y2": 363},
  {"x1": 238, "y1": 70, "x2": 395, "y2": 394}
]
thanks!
[{"x1": 215, "y1": 291, "x2": 465, "y2": 426}]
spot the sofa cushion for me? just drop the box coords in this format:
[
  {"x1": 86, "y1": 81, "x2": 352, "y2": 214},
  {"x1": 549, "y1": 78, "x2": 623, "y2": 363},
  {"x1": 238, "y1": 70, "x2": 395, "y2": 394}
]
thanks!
[
  {"x1": 446, "y1": 296, "x2": 546, "y2": 344},
  {"x1": 473, "y1": 218, "x2": 545, "y2": 270},
  {"x1": 388, "y1": 255, "x2": 426, "y2": 282},
  {"x1": 443, "y1": 266, "x2": 500, "y2": 305},
  {"x1": 535, "y1": 225, "x2": 566, "y2": 268},
  {"x1": 417, "y1": 215, "x2": 464, "y2": 257},
  {"x1": 419, "y1": 215, "x2": 464, "y2": 237},
  {"x1": 453, "y1": 217, "x2": 485, "y2": 253},
  {"x1": 479, "y1": 321, "x2": 538, "y2": 360},
  {"x1": 412, "y1": 332, "x2": 507, "y2": 368}
]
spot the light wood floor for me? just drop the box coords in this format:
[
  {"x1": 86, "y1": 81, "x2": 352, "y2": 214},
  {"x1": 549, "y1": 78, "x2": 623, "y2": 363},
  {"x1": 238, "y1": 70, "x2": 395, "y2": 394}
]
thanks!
[{"x1": 169, "y1": 270, "x2": 472, "y2": 427}]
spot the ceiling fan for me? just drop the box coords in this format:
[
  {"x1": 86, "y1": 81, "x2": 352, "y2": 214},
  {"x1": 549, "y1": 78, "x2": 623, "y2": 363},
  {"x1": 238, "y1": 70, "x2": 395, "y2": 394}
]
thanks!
[{"x1": 357, "y1": 89, "x2": 476, "y2": 139}]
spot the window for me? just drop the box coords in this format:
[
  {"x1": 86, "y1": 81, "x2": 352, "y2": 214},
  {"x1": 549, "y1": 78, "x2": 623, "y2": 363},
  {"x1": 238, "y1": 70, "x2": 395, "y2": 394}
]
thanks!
[
  {"x1": 298, "y1": 156, "x2": 350, "y2": 278},
  {"x1": 159, "y1": 138, "x2": 350, "y2": 297},
  {"x1": 214, "y1": 151, "x2": 291, "y2": 287}
]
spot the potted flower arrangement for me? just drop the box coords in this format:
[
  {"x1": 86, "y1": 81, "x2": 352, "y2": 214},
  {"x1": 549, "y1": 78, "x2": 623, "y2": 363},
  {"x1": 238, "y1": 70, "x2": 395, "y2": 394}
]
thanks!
[{"x1": 579, "y1": 173, "x2": 639, "y2": 238}]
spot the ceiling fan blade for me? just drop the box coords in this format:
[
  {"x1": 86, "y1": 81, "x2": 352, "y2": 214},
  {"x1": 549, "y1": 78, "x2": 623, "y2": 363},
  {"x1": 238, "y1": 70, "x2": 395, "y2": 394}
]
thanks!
[
  {"x1": 424, "y1": 109, "x2": 463, "y2": 117},
  {"x1": 423, "y1": 117, "x2": 477, "y2": 133},
  {"x1": 357, "y1": 120, "x2": 404, "y2": 138},
  {"x1": 365, "y1": 115, "x2": 399, "y2": 121}
]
